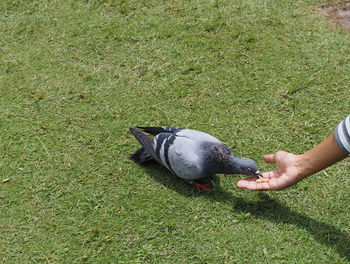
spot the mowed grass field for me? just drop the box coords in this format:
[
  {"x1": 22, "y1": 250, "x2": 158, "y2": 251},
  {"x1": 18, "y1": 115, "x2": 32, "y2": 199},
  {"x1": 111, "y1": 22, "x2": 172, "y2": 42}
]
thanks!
[{"x1": 1, "y1": 0, "x2": 350, "y2": 263}]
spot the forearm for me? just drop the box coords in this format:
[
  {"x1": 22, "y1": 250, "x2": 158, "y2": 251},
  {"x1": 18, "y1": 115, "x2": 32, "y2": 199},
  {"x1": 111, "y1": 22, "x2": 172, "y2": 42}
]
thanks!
[
  {"x1": 296, "y1": 133, "x2": 348, "y2": 179},
  {"x1": 237, "y1": 116, "x2": 350, "y2": 191}
]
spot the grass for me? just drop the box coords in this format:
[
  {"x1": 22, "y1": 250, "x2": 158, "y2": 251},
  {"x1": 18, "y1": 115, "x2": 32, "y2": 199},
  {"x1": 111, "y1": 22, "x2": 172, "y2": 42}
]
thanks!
[{"x1": 1, "y1": 0, "x2": 350, "y2": 263}]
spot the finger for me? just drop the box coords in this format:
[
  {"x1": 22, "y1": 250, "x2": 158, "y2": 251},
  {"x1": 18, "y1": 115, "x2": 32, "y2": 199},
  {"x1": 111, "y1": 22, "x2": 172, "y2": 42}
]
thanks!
[
  {"x1": 237, "y1": 177, "x2": 270, "y2": 189},
  {"x1": 264, "y1": 153, "x2": 276, "y2": 164},
  {"x1": 237, "y1": 178, "x2": 252, "y2": 189},
  {"x1": 237, "y1": 177, "x2": 281, "y2": 190},
  {"x1": 262, "y1": 170, "x2": 279, "y2": 179},
  {"x1": 239, "y1": 180, "x2": 271, "y2": 191},
  {"x1": 262, "y1": 171, "x2": 272, "y2": 178}
]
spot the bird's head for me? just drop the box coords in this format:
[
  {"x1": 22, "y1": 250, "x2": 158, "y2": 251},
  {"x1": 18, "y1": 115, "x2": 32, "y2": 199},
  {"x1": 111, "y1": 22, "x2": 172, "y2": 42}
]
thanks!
[{"x1": 238, "y1": 158, "x2": 262, "y2": 177}]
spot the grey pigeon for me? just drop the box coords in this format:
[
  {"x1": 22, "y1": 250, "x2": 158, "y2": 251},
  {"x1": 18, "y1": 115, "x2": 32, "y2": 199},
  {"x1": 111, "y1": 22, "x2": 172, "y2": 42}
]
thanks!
[{"x1": 129, "y1": 126, "x2": 262, "y2": 192}]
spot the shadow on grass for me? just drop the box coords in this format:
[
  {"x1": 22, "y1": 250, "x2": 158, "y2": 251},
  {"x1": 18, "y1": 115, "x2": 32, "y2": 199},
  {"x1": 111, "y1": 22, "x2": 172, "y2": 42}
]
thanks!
[
  {"x1": 234, "y1": 193, "x2": 350, "y2": 261},
  {"x1": 140, "y1": 162, "x2": 350, "y2": 261},
  {"x1": 139, "y1": 161, "x2": 228, "y2": 197}
]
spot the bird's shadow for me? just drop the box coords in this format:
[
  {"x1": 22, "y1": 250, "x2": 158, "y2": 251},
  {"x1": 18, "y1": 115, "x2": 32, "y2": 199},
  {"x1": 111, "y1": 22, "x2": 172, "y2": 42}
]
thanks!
[{"x1": 139, "y1": 161, "x2": 350, "y2": 261}]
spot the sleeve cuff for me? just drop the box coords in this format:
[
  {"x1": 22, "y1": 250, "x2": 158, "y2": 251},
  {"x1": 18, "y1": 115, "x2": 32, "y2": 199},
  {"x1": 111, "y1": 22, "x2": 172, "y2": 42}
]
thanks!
[{"x1": 334, "y1": 115, "x2": 350, "y2": 156}]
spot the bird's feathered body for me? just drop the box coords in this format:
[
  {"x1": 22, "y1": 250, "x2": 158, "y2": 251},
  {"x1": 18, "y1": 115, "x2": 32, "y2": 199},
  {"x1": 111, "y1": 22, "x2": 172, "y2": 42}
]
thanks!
[{"x1": 130, "y1": 126, "x2": 261, "y2": 185}]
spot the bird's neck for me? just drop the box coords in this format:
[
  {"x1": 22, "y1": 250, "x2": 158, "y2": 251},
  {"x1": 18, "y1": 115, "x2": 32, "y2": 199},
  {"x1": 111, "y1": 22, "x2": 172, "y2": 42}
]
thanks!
[{"x1": 205, "y1": 153, "x2": 242, "y2": 175}]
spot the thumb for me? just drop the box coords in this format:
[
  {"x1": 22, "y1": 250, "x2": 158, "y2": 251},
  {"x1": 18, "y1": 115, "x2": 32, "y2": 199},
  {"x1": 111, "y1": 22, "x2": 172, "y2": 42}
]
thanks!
[{"x1": 264, "y1": 153, "x2": 277, "y2": 164}]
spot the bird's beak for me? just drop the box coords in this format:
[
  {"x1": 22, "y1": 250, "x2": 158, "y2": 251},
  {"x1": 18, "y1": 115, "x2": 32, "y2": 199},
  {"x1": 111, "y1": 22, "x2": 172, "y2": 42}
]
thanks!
[{"x1": 254, "y1": 170, "x2": 263, "y2": 178}]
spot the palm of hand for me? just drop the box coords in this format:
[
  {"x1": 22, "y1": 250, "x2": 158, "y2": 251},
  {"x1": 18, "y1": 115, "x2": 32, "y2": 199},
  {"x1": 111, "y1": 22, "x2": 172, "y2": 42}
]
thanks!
[{"x1": 237, "y1": 151, "x2": 302, "y2": 191}]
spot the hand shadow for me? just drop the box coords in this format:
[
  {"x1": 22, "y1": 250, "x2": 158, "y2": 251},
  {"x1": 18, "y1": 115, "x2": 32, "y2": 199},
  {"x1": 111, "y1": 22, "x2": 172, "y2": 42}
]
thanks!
[
  {"x1": 234, "y1": 193, "x2": 350, "y2": 261},
  {"x1": 137, "y1": 162, "x2": 350, "y2": 261}
]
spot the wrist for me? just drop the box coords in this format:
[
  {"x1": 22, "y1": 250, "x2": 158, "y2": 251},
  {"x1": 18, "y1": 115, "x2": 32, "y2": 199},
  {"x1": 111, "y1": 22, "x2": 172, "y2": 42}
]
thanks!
[{"x1": 294, "y1": 153, "x2": 314, "y2": 180}]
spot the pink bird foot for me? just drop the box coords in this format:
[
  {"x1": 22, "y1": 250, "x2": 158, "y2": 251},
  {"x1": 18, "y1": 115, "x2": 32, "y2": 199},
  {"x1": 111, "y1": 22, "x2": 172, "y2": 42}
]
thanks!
[{"x1": 192, "y1": 181, "x2": 212, "y2": 192}]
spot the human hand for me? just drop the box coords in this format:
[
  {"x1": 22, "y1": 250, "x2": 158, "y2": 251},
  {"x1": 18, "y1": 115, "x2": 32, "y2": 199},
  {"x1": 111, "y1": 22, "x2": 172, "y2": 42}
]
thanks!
[{"x1": 237, "y1": 151, "x2": 304, "y2": 191}]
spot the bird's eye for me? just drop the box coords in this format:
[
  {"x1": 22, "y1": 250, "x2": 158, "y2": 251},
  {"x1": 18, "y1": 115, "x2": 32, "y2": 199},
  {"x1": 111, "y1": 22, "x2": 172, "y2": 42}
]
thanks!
[{"x1": 246, "y1": 168, "x2": 252, "y2": 172}]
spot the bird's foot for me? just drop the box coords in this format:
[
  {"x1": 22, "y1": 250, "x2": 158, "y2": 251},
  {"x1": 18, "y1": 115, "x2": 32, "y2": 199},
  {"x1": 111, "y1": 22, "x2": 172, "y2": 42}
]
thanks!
[{"x1": 191, "y1": 181, "x2": 212, "y2": 193}]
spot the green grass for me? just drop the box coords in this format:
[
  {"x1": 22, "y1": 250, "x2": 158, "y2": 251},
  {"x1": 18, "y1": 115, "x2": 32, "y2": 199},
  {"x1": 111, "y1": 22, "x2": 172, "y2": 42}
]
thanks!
[{"x1": 1, "y1": 0, "x2": 350, "y2": 263}]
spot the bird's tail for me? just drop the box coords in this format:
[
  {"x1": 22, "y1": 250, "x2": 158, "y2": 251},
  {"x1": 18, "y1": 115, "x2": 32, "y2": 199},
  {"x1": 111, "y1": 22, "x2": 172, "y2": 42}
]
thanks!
[
  {"x1": 130, "y1": 147, "x2": 153, "y2": 163},
  {"x1": 137, "y1": 126, "x2": 180, "y2": 136}
]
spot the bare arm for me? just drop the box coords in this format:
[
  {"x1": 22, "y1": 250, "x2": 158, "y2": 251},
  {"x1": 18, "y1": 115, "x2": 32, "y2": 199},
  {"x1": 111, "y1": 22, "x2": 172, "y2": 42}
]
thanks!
[
  {"x1": 296, "y1": 132, "x2": 348, "y2": 178},
  {"x1": 237, "y1": 133, "x2": 348, "y2": 191}
]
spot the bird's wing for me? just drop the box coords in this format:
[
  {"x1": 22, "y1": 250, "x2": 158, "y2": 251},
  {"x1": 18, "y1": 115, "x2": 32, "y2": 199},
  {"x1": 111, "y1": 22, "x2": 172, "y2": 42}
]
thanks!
[
  {"x1": 137, "y1": 126, "x2": 182, "y2": 136},
  {"x1": 151, "y1": 132, "x2": 179, "y2": 172},
  {"x1": 130, "y1": 127, "x2": 222, "y2": 180},
  {"x1": 174, "y1": 129, "x2": 221, "y2": 145},
  {"x1": 166, "y1": 134, "x2": 206, "y2": 180},
  {"x1": 151, "y1": 130, "x2": 204, "y2": 179},
  {"x1": 161, "y1": 129, "x2": 221, "y2": 180}
]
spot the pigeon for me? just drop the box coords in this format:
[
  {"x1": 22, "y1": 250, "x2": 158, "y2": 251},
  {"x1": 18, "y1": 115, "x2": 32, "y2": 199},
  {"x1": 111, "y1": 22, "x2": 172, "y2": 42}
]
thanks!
[{"x1": 129, "y1": 126, "x2": 262, "y2": 192}]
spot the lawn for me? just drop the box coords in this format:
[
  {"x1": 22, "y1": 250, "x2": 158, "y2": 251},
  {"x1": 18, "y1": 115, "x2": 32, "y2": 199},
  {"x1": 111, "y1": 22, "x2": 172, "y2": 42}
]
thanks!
[{"x1": 1, "y1": 0, "x2": 350, "y2": 263}]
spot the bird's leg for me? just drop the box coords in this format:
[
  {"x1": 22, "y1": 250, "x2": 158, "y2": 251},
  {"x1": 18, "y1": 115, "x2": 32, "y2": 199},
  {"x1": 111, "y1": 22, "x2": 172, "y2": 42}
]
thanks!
[{"x1": 187, "y1": 180, "x2": 211, "y2": 192}]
